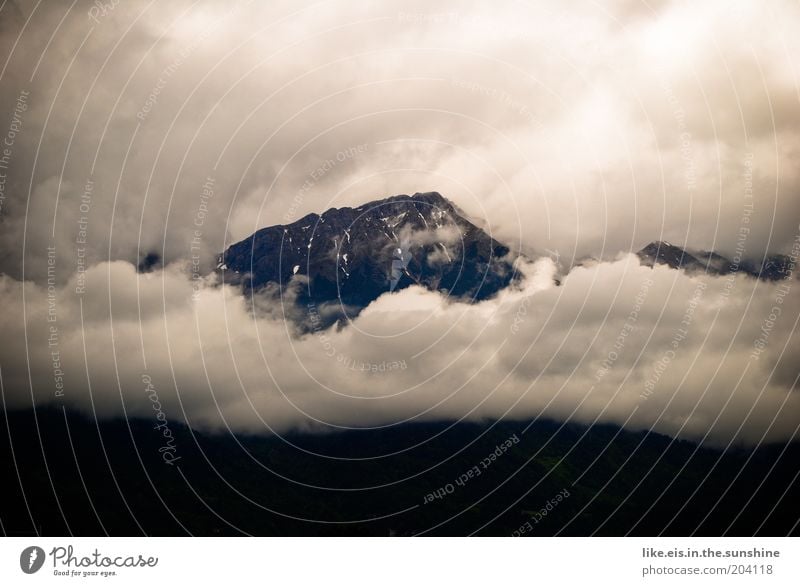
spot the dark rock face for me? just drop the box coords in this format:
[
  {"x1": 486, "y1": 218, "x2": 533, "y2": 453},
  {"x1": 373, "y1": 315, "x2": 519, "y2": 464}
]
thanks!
[
  {"x1": 637, "y1": 241, "x2": 707, "y2": 273},
  {"x1": 219, "y1": 192, "x2": 519, "y2": 325},
  {"x1": 741, "y1": 254, "x2": 794, "y2": 281},
  {"x1": 637, "y1": 241, "x2": 793, "y2": 281}
]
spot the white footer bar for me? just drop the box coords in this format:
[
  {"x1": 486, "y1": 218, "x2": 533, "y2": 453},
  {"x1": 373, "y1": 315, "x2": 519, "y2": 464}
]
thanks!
[{"x1": 1, "y1": 537, "x2": 797, "y2": 585}]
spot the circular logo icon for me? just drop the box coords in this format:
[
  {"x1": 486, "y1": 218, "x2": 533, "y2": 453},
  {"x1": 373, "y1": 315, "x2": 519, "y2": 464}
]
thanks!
[{"x1": 20, "y1": 546, "x2": 45, "y2": 574}]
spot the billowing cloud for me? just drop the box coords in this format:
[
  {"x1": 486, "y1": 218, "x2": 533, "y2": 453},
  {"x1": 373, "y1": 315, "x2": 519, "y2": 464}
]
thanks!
[
  {"x1": 0, "y1": 0, "x2": 799, "y2": 282},
  {"x1": 1, "y1": 254, "x2": 797, "y2": 446},
  {"x1": 0, "y1": 0, "x2": 798, "y2": 446}
]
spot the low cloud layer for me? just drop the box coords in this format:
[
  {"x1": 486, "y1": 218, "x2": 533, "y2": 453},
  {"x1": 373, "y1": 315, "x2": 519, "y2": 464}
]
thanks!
[{"x1": 1, "y1": 254, "x2": 797, "y2": 446}]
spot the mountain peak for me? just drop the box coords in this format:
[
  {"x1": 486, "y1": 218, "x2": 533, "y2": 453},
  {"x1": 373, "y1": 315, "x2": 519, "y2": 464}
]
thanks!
[
  {"x1": 363, "y1": 191, "x2": 453, "y2": 210},
  {"x1": 220, "y1": 192, "x2": 519, "y2": 327},
  {"x1": 638, "y1": 241, "x2": 702, "y2": 271},
  {"x1": 411, "y1": 190, "x2": 447, "y2": 202}
]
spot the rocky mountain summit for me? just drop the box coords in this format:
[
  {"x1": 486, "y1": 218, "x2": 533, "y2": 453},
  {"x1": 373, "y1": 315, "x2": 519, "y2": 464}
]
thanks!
[{"x1": 219, "y1": 192, "x2": 519, "y2": 325}]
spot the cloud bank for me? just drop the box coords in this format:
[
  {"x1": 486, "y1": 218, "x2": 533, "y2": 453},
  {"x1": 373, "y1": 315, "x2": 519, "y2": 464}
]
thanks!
[
  {"x1": 0, "y1": 0, "x2": 798, "y2": 446},
  {"x1": 1, "y1": 253, "x2": 798, "y2": 446}
]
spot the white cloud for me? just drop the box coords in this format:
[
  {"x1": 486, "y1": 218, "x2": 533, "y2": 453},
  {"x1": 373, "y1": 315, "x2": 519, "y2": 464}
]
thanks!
[
  {"x1": 1, "y1": 255, "x2": 797, "y2": 446},
  {"x1": 0, "y1": 0, "x2": 798, "y2": 446},
  {"x1": 1, "y1": 0, "x2": 799, "y2": 283}
]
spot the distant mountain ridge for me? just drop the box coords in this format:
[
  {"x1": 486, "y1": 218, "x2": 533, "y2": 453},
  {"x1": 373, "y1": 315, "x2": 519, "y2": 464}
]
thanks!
[{"x1": 636, "y1": 241, "x2": 793, "y2": 280}]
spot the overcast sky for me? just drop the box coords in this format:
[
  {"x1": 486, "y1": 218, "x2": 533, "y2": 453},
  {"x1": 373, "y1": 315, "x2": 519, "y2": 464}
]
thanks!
[{"x1": 0, "y1": 0, "x2": 798, "y2": 447}]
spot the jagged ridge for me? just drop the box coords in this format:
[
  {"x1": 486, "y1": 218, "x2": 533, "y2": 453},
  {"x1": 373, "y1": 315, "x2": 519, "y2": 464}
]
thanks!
[{"x1": 637, "y1": 241, "x2": 792, "y2": 280}]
